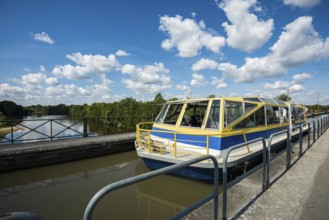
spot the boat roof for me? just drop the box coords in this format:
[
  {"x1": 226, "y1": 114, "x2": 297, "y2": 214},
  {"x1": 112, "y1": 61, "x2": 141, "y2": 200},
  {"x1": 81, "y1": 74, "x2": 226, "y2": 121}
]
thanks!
[{"x1": 165, "y1": 96, "x2": 289, "y2": 106}]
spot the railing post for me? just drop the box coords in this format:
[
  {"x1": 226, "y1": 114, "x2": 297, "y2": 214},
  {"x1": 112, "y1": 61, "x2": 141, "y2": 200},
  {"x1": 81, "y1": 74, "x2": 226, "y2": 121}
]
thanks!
[
  {"x1": 50, "y1": 120, "x2": 53, "y2": 140},
  {"x1": 222, "y1": 152, "x2": 228, "y2": 220},
  {"x1": 317, "y1": 119, "x2": 320, "y2": 139},
  {"x1": 206, "y1": 136, "x2": 209, "y2": 155},
  {"x1": 313, "y1": 120, "x2": 316, "y2": 143},
  {"x1": 83, "y1": 117, "x2": 88, "y2": 137},
  {"x1": 286, "y1": 134, "x2": 291, "y2": 170},
  {"x1": 299, "y1": 124, "x2": 303, "y2": 157},
  {"x1": 147, "y1": 131, "x2": 151, "y2": 153},
  {"x1": 174, "y1": 133, "x2": 177, "y2": 158},
  {"x1": 307, "y1": 122, "x2": 310, "y2": 148},
  {"x1": 11, "y1": 125, "x2": 14, "y2": 144}
]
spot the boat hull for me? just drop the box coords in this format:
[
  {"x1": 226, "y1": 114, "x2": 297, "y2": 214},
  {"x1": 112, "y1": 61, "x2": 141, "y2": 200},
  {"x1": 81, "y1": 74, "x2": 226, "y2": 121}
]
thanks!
[{"x1": 142, "y1": 157, "x2": 222, "y2": 182}]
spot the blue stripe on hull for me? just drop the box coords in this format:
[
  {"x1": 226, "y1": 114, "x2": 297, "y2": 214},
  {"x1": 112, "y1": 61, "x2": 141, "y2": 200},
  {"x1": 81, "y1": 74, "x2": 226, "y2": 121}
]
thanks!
[
  {"x1": 142, "y1": 158, "x2": 222, "y2": 182},
  {"x1": 151, "y1": 126, "x2": 289, "y2": 151}
]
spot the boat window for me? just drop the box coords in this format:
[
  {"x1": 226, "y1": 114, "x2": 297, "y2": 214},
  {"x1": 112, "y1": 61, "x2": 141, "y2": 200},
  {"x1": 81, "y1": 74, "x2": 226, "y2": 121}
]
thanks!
[
  {"x1": 245, "y1": 103, "x2": 257, "y2": 114},
  {"x1": 224, "y1": 101, "x2": 243, "y2": 127},
  {"x1": 260, "y1": 98, "x2": 278, "y2": 105},
  {"x1": 163, "y1": 103, "x2": 184, "y2": 125},
  {"x1": 292, "y1": 105, "x2": 305, "y2": 121},
  {"x1": 205, "y1": 100, "x2": 220, "y2": 129},
  {"x1": 155, "y1": 104, "x2": 169, "y2": 123},
  {"x1": 181, "y1": 101, "x2": 208, "y2": 128},
  {"x1": 266, "y1": 106, "x2": 280, "y2": 125},
  {"x1": 233, "y1": 106, "x2": 265, "y2": 129},
  {"x1": 276, "y1": 100, "x2": 286, "y2": 105},
  {"x1": 243, "y1": 98, "x2": 261, "y2": 102},
  {"x1": 279, "y1": 107, "x2": 289, "y2": 123}
]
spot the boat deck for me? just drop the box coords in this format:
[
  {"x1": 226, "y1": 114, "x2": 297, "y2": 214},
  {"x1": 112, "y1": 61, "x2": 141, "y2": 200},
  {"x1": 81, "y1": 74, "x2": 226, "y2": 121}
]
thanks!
[{"x1": 137, "y1": 124, "x2": 309, "y2": 169}]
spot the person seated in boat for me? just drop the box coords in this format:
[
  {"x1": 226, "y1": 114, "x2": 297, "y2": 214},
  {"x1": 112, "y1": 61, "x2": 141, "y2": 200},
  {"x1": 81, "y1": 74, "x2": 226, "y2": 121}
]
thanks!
[
  {"x1": 246, "y1": 116, "x2": 255, "y2": 127},
  {"x1": 188, "y1": 115, "x2": 198, "y2": 127}
]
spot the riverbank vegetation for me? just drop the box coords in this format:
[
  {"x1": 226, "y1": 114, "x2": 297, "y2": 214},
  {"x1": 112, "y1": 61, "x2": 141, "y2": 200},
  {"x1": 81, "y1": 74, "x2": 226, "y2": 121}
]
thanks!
[
  {"x1": 1, "y1": 93, "x2": 328, "y2": 127},
  {"x1": 0, "y1": 93, "x2": 165, "y2": 131}
]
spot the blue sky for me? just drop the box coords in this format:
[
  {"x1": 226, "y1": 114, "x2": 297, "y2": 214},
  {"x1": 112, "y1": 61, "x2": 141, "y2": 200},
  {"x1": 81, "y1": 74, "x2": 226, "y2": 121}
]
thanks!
[{"x1": 0, "y1": 0, "x2": 328, "y2": 106}]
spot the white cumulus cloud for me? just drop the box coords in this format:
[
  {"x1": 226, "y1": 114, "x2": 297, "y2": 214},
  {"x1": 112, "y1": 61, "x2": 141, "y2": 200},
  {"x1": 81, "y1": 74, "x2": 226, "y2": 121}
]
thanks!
[
  {"x1": 33, "y1": 32, "x2": 54, "y2": 44},
  {"x1": 211, "y1": 76, "x2": 227, "y2": 88},
  {"x1": 190, "y1": 73, "x2": 206, "y2": 87},
  {"x1": 52, "y1": 52, "x2": 120, "y2": 80},
  {"x1": 22, "y1": 73, "x2": 46, "y2": 85},
  {"x1": 176, "y1": 81, "x2": 191, "y2": 94},
  {"x1": 283, "y1": 0, "x2": 321, "y2": 8},
  {"x1": 219, "y1": 0, "x2": 274, "y2": 52},
  {"x1": 121, "y1": 62, "x2": 172, "y2": 94},
  {"x1": 263, "y1": 81, "x2": 290, "y2": 90},
  {"x1": 192, "y1": 58, "x2": 219, "y2": 71},
  {"x1": 218, "y1": 16, "x2": 329, "y2": 83},
  {"x1": 292, "y1": 73, "x2": 313, "y2": 83},
  {"x1": 159, "y1": 14, "x2": 225, "y2": 57},
  {"x1": 115, "y1": 50, "x2": 130, "y2": 56}
]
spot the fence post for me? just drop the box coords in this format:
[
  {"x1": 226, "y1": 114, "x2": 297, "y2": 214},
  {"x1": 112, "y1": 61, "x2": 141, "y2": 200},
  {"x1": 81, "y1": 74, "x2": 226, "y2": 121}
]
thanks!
[
  {"x1": 50, "y1": 120, "x2": 53, "y2": 140},
  {"x1": 299, "y1": 124, "x2": 303, "y2": 157},
  {"x1": 222, "y1": 151, "x2": 228, "y2": 220},
  {"x1": 307, "y1": 122, "x2": 310, "y2": 148},
  {"x1": 83, "y1": 117, "x2": 88, "y2": 137},
  {"x1": 11, "y1": 125, "x2": 14, "y2": 144},
  {"x1": 317, "y1": 119, "x2": 320, "y2": 139},
  {"x1": 286, "y1": 136, "x2": 291, "y2": 170},
  {"x1": 313, "y1": 120, "x2": 316, "y2": 143}
]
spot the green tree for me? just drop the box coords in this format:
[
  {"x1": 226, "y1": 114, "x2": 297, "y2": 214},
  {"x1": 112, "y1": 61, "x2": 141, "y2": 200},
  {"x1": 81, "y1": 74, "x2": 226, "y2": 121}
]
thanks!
[
  {"x1": 276, "y1": 94, "x2": 291, "y2": 101},
  {"x1": 0, "y1": 100, "x2": 27, "y2": 116}
]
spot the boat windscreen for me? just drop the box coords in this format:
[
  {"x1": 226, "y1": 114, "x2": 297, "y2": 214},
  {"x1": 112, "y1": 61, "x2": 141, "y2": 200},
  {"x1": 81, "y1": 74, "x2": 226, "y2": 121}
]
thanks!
[
  {"x1": 224, "y1": 101, "x2": 243, "y2": 127},
  {"x1": 162, "y1": 103, "x2": 184, "y2": 125},
  {"x1": 155, "y1": 104, "x2": 169, "y2": 123},
  {"x1": 180, "y1": 101, "x2": 209, "y2": 128},
  {"x1": 205, "y1": 100, "x2": 220, "y2": 130}
]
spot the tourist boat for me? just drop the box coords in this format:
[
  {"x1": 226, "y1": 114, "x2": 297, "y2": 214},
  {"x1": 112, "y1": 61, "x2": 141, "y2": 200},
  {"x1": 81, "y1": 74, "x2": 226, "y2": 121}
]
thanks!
[{"x1": 135, "y1": 97, "x2": 307, "y2": 181}]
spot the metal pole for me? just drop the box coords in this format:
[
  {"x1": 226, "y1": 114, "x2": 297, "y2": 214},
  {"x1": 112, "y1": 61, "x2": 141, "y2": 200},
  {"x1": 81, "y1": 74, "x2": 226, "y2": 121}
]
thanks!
[
  {"x1": 307, "y1": 122, "x2": 310, "y2": 148},
  {"x1": 50, "y1": 120, "x2": 53, "y2": 140},
  {"x1": 313, "y1": 120, "x2": 316, "y2": 143},
  {"x1": 83, "y1": 117, "x2": 88, "y2": 137},
  {"x1": 11, "y1": 125, "x2": 14, "y2": 144},
  {"x1": 222, "y1": 152, "x2": 228, "y2": 220},
  {"x1": 299, "y1": 124, "x2": 303, "y2": 157},
  {"x1": 286, "y1": 134, "x2": 291, "y2": 170}
]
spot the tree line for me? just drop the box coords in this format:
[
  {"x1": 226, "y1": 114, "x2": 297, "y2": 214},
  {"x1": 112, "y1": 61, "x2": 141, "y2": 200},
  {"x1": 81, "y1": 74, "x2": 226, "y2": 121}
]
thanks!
[
  {"x1": 1, "y1": 93, "x2": 328, "y2": 124},
  {"x1": 0, "y1": 93, "x2": 166, "y2": 130}
]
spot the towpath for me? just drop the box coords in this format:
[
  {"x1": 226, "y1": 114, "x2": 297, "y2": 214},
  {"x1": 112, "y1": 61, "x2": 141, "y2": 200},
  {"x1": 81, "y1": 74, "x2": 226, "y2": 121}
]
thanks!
[
  {"x1": 186, "y1": 129, "x2": 329, "y2": 220},
  {"x1": 239, "y1": 129, "x2": 329, "y2": 220}
]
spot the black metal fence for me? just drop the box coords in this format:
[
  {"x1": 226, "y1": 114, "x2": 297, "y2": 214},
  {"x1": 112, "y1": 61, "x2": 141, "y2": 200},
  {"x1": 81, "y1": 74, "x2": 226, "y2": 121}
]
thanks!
[{"x1": 0, "y1": 117, "x2": 88, "y2": 144}]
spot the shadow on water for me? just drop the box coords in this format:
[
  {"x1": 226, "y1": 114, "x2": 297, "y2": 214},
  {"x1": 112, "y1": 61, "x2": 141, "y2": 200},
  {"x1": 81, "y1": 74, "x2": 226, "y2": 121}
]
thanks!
[{"x1": 0, "y1": 151, "x2": 216, "y2": 220}]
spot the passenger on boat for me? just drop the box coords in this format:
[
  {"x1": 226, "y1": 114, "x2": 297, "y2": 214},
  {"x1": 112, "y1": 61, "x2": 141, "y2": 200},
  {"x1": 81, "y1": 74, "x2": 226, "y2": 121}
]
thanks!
[
  {"x1": 189, "y1": 116, "x2": 198, "y2": 127},
  {"x1": 246, "y1": 117, "x2": 255, "y2": 127}
]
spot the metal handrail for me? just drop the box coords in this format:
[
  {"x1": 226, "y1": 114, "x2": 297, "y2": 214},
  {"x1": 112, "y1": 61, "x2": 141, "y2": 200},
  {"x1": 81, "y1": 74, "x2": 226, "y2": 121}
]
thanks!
[
  {"x1": 136, "y1": 123, "x2": 212, "y2": 157},
  {"x1": 265, "y1": 129, "x2": 290, "y2": 189},
  {"x1": 83, "y1": 155, "x2": 219, "y2": 220},
  {"x1": 222, "y1": 137, "x2": 267, "y2": 220},
  {"x1": 0, "y1": 117, "x2": 89, "y2": 144}
]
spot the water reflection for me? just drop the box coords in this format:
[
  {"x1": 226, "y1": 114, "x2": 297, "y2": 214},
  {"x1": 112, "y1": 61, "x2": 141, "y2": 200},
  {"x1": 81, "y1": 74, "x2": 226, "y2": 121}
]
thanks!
[{"x1": 0, "y1": 151, "x2": 215, "y2": 220}]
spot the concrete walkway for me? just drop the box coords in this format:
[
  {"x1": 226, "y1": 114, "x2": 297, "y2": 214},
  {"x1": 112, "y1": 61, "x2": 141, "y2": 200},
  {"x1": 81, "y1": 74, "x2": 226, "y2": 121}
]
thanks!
[
  {"x1": 185, "y1": 129, "x2": 329, "y2": 220},
  {"x1": 240, "y1": 130, "x2": 329, "y2": 220}
]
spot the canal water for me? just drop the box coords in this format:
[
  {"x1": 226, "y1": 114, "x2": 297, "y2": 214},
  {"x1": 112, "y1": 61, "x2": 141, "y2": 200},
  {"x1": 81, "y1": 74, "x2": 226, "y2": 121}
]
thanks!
[{"x1": 0, "y1": 150, "x2": 216, "y2": 220}]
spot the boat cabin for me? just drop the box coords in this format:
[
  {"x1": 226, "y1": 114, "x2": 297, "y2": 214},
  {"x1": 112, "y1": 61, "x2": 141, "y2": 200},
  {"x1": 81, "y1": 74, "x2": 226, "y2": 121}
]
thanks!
[{"x1": 152, "y1": 97, "x2": 306, "y2": 134}]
